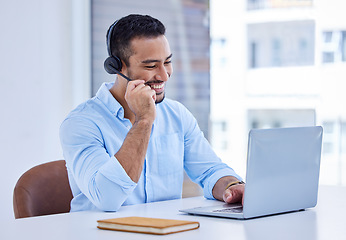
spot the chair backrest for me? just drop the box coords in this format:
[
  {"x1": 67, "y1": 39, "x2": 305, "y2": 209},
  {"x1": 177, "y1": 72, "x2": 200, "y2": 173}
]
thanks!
[{"x1": 13, "y1": 160, "x2": 73, "y2": 219}]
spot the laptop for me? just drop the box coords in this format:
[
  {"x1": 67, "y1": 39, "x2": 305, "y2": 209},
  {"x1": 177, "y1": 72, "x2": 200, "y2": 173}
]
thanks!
[{"x1": 180, "y1": 126, "x2": 323, "y2": 219}]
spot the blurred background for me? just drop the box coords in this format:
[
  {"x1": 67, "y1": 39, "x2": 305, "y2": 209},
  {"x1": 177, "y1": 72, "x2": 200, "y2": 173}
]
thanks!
[{"x1": 1, "y1": 0, "x2": 345, "y2": 222}]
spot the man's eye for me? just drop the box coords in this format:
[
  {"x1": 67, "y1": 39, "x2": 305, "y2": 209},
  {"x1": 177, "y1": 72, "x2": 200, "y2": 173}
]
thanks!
[
  {"x1": 165, "y1": 61, "x2": 172, "y2": 65},
  {"x1": 145, "y1": 65, "x2": 156, "y2": 69}
]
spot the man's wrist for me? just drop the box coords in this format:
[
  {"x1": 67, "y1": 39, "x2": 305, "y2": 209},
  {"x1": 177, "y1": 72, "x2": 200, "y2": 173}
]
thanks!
[
  {"x1": 134, "y1": 118, "x2": 154, "y2": 128},
  {"x1": 225, "y1": 180, "x2": 245, "y2": 191}
]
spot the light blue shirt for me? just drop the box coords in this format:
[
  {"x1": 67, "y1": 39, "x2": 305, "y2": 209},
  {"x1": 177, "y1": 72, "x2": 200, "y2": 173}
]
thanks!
[{"x1": 60, "y1": 82, "x2": 241, "y2": 212}]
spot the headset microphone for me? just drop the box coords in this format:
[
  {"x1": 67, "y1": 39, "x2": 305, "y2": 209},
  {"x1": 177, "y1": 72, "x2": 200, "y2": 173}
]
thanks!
[{"x1": 104, "y1": 20, "x2": 132, "y2": 81}]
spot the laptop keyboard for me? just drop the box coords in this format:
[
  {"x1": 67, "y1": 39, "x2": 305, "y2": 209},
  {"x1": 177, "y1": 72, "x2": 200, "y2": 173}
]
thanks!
[{"x1": 212, "y1": 206, "x2": 243, "y2": 213}]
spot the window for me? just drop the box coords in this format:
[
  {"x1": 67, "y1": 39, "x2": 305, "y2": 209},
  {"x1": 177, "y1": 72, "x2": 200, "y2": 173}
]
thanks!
[
  {"x1": 298, "y1": 38, "x2": 309, "y2": 64},
  {"x1": 248, "y1": 109, "x2": 315, "y2": 130},
  {"x1": 211, "y1": 121, "x2": 228, "y2": 151},
  {"x1": 322, "y1": 121, "x2": 335, "y2": 154},
  {"x1": 250, "y1": 41, "x2": 258, "y2": 68},
  {"x1": 341, "y1": 122, "x2": 346, "y2": 154},
  {"x1": 271, "y1": 38, "x2": 282, "y2": 66},
  {"x1": 322, "y1": 30, "x2": 346, "y2": 64},
  {"x1": 342, "y1": 31, "x2": 346, "y2": 61},
  {"x1": 247, "y1": 21, "x2": 314, "y2": 68}
]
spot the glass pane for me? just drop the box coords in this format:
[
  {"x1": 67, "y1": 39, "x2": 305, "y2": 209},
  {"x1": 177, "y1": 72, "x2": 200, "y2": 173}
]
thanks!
[{"x1": 210, "y1": 0, "x2": 346, "y2": 185}]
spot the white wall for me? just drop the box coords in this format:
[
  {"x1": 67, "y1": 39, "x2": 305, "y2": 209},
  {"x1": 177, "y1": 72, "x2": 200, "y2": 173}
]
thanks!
[{"x1": 0, "y1": 0, "x2": 90, "y2": 222}]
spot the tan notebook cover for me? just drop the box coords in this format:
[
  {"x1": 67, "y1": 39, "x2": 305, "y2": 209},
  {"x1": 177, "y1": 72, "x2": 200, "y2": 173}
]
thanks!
[{"x1": 97, "y1": 216, "x2": 200, "y2": 235}]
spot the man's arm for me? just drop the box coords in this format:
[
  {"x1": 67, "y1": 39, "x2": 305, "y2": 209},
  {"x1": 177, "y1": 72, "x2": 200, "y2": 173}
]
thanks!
[
  {"x1": 114, "y1": 80, "x2": 156, "y2": 183},
  {"x1": 114, "y1": 120, "x2": 152, "y2": 183},
  {"x1": 212, "y1": 176, "x2": 245, "y2": 204}
]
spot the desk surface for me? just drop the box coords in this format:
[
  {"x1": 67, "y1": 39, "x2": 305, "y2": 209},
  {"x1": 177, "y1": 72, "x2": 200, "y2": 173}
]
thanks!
[{"x1": 3, "y1": 186, "x2": 346, "y2": 240}]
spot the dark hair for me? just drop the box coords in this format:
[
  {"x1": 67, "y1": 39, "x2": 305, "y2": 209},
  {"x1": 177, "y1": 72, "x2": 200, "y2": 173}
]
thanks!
[{"x1": 106, "y1": 14, "x2": 166, "y2": 66}]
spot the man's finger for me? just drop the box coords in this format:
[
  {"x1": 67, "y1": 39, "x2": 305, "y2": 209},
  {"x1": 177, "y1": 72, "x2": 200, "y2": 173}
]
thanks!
[
  {"x1": 223, "y1": 190, "x2": 232, "y2": 203},
  {"x1": 223, "y1": 185, "x2": 244, "y2": 204},
  {"x1": 127, "y1": 80, "x2": 145, "y2": 91}
]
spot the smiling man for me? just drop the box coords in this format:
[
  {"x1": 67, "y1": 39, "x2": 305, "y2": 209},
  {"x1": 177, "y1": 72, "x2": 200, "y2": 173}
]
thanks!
[{"x1": 60, "y1": 14, "x2": 244, "y2": 212}]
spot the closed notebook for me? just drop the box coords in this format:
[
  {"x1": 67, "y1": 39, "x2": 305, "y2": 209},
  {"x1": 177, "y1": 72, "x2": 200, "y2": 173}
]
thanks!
[{"x1": 97, "y1": 216, "x2": 200, "y2": 235}]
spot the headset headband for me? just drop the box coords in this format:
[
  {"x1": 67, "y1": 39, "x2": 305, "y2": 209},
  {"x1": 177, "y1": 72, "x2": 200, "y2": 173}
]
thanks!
[{"x1": 106, "y1": 20, "x2": 119, "y2": 56}]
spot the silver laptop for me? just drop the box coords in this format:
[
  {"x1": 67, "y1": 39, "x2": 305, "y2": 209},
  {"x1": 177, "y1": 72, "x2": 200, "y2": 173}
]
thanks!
[{"x1": 180, "y1": 126, "x2": 323, "y2": 219}]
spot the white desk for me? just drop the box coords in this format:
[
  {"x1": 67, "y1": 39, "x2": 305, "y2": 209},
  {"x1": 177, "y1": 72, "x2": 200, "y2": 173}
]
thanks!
[{"x1": 3, "y1": 186, "x2": 346, "y2": 240}]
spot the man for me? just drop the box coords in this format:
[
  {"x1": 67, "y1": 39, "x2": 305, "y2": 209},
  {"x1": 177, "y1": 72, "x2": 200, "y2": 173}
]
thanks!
[{"x1": 60, "y1": 14, "x2": 244, "y2": 212}]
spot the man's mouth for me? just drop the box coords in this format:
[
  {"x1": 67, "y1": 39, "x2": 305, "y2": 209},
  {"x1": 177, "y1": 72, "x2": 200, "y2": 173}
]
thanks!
[
  {"x1": 146, "y1": 82, "x2": 165, "y2": 93},
  {"x1": 150, "y1": 83, "x2": 164, "y2": 89}
]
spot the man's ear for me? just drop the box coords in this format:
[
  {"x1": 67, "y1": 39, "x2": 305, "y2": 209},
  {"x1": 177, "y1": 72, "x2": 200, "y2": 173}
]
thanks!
[{"x1": 120, "y1": 59, "x2": 128, "y2": 72}]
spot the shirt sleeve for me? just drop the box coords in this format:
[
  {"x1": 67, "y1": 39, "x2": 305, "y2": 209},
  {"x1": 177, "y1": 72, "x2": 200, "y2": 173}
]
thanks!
[
  {"x1": 180, "y1": 105, "x2": 243, "y2": 200},
  {"x1": 59, "y1": 116, "x2": 136, "y2": 211}
]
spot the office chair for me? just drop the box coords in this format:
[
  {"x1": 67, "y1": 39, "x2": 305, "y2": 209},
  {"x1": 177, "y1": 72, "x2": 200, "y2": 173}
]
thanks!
[{"x1": 13, "y1": 160, "x2": 73, "y2": 219}]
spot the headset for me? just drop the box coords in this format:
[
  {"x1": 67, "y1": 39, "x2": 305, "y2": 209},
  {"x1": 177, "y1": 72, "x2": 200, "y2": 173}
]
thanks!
[{"x1": 104, "y1": 20, "x2": 132, "y2": 81}]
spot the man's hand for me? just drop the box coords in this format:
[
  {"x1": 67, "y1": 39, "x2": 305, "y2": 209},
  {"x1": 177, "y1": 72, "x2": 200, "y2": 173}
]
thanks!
[
  {"x1": 212, "y1": 176, "x2": 245, "y2": 205},
  {"x1": 125, "y1": 80, "x2": 156, "y2": 123},
  {"x1": 223, "y1": 183, "x2": 245, "y2": 205}
]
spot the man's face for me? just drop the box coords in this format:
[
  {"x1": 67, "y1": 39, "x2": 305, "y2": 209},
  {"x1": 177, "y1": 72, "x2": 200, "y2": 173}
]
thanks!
[{"x1": 124, "y1": 35, "x2": 173, "y2": 104}]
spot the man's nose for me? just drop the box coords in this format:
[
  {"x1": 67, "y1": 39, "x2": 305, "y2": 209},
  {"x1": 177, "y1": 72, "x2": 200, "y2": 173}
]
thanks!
[{"x1": 155, "y1": 66, "x2": 169, "y2": 81}]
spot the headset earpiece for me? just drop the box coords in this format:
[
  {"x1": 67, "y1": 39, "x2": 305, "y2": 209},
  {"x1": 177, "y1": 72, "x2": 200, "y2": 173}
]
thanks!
[
  {"x1": 104, "y1": 55, "x2": 122, "y2": 74},
  {"x1": 104, "y1": 55, "x2": 132, "y2": 81}
]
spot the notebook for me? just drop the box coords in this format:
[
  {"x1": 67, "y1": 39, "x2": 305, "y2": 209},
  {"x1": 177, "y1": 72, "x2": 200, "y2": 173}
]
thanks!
[
  {"x1": 97, "y1": 217, "x2": 199, "y2": 235},
  {"x1": 180, "y1": 126, "x2": 323, "y2": 219}
]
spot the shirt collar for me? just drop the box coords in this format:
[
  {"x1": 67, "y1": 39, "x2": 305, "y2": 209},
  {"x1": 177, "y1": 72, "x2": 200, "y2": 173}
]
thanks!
[{"x1": 95, "y1": 82, "x2": 125, "y2": 119}]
